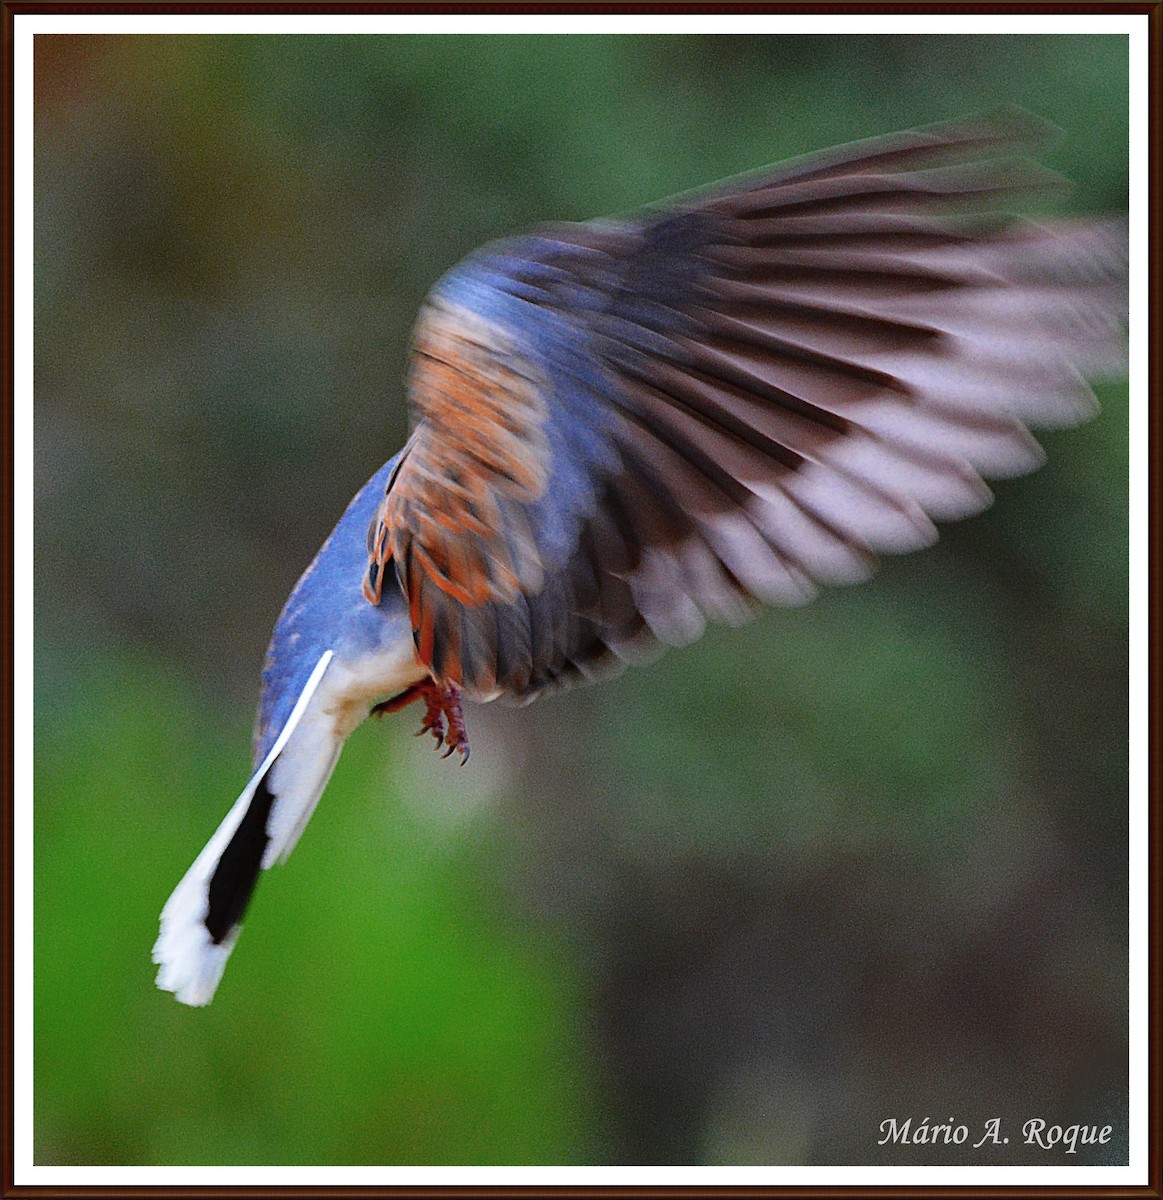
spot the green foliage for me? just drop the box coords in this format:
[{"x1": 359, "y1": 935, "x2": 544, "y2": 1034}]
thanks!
[{"x1": 35, "y1": 654, "x2": 595, "y2": 1164}]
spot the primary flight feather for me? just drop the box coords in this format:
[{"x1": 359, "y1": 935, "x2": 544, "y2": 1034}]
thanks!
[{"x1": 154, "y1": 111, "x2": 1128, "y2": 1006}]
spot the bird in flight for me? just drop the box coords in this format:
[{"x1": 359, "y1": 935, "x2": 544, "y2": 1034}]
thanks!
[{"x1": 154, "y1": 111, "x2": 1128, "y2": 1006}]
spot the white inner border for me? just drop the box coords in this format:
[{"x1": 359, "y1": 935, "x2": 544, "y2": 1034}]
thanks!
[{"x1": 13, "y1": 9, "x2": 1151, "y2": 1190}]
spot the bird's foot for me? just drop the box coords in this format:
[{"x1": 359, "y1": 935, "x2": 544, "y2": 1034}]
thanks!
[{"x1": 372, "y1": 679, "x2": 470, "y2": 763}]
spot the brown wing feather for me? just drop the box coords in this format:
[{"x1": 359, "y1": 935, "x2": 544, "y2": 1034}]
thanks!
[
  {"x1": 366, "y1": 298, "x2": 550, "y2": 603},
  {"x1": 366, "y1": 112, "x2": 1127, "y2": 703},
  {"x1": 363, "y1": 298, "x2": 556, "y2": 687}
]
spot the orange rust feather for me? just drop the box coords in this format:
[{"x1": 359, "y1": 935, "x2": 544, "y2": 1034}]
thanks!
[{"x1": 365, "y1": 299, "x2": 551, "y2": 679}]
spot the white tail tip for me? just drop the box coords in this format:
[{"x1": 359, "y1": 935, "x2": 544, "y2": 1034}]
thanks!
[
  {"x1": 153, "y1": 651, "x2": 334, "y2": 1006},
  {"x1": 152, "y1": 925, "x2": 238, "y2": 1007}
]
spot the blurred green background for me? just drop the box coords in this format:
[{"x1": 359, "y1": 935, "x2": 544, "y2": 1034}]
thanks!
[{"x1": 34, "y1": 33, "x2": 1129, "y2": 1167}]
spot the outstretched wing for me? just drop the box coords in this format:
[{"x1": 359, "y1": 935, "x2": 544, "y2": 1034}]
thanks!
[{"x1": 364, "y1": 110, "x2": 1128, "y2": 703}]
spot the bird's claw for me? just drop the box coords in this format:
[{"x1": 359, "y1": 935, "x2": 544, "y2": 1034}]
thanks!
[{"x1": 372, "y1": 679, "x2": 470, "y2": 764}]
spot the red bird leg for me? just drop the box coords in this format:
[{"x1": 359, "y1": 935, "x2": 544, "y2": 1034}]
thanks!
[{"x1": 371, "y1": 679, "x2": 470, "y2": 763}]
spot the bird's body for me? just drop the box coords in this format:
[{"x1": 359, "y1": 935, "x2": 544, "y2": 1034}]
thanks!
[
  {"x1": 154, "y1": 111, "x2": 1128, "y2": 1006},
  {"x1": 253, "y1": 453, "x2": 421, "y2": 764}
]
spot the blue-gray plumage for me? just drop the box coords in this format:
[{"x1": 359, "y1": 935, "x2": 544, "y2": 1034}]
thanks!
[
  {"x1": 155, "y1": 455, "x2": 424, "y2": 1005},
  {"x1": 154, "y1": 111, "x2": 1127, "y2": 1005},
  {"x1": 254, "y1": 452, "x2": 410, "y2": 764}
]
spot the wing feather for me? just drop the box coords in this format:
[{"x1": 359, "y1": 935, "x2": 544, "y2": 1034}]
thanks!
[{"x1": 363, "y1": 111, "x2": 1127, "y2": 702}]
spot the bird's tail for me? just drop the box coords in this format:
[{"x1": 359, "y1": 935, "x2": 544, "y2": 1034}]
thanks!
[{"x1": 153, "y1": 650, "x2": 340, "y2": 1006}]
